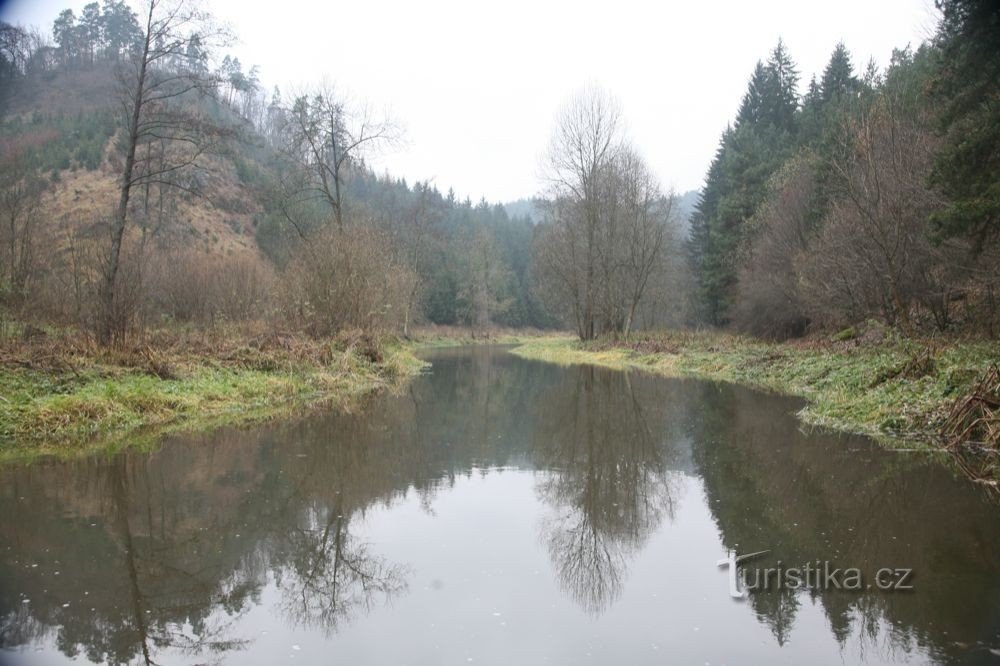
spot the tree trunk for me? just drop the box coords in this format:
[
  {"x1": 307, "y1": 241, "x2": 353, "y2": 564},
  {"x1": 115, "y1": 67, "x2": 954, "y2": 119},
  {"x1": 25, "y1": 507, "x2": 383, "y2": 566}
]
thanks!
[
  {"x1": 623, "y1": 301, "x2": 637, "y2": 343},
  {"x1": 100, "y1": 7, "x2": 152, "y2": 346},
  {"x1": 330, "y1": 112, "x2": 342, "y2": 230}
]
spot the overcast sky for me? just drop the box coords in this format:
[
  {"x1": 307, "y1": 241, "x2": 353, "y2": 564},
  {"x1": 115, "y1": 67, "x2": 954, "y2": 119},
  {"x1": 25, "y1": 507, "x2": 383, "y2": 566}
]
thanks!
[{"x1": 3, "y1": 0, "x2": 939, "y2": 203}]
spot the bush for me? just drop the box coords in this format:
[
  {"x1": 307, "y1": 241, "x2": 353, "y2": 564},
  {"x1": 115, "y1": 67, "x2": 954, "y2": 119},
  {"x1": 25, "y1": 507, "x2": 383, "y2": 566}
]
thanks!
[
  {"x1": 143, "y1": 249, "x2": 275, "y2": 326},
  {"x1": 280, "y1": 225, "x2": 416, "y2": 336}
]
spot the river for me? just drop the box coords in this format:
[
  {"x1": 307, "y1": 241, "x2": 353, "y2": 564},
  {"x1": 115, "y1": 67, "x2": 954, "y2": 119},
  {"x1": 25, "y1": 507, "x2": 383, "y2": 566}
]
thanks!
[{"x1": 1, "y1": 345, "x2": 998, "y2": 664}]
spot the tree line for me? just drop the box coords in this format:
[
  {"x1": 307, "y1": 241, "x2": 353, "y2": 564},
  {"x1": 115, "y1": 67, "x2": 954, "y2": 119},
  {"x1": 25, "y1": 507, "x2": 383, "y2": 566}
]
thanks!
[
  {"x1": 1, "y1": 0, "x2": 996, "y2": 345},
  {"x1": 687, "y1": 0, "x2": 999, "y2": 338},
  {"x1": 0, "y1": 0, "x2": 551, "y2": 345}
]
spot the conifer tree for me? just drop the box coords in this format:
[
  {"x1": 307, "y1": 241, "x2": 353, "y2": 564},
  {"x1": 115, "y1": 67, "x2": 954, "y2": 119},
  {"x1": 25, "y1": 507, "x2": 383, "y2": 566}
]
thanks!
[
  {"x1": 736, "y1": 62, "x2": 767, "y2": 127},
  {"x1": 820, "y1": 42, "x2": 857, "y2": 105},
  {"x1": 929, "y1": 0, "x2": 1000, "y2": 252},
  {"x1": 761, "y1": 39, "x2": 799, "y2": 132}
]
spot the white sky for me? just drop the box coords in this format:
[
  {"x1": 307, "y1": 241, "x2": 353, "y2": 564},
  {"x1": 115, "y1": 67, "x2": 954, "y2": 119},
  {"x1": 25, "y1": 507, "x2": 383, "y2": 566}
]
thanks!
[{"x1": 3, "y1": 0, "x2": 940, "y2": 203}]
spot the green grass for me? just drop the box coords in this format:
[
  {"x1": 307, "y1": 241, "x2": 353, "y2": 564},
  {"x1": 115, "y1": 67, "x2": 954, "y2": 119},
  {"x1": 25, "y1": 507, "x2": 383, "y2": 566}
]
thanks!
[
  {"x1": 0, "y1": 340, "x2": 426, "y2": 461},
  {"x1": 511, "y1": 332, "x2": 998, "y2": 446}
]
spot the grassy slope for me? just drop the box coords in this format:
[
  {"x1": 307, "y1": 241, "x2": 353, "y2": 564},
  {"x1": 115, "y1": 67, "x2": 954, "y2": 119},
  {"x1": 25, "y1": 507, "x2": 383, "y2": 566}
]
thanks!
[
  {"x1": 0, "y1": 336, "x2": 425, "y2": 461},
  {"x1": 511, "y1": 331, "x2": 998, "y2": 446}
]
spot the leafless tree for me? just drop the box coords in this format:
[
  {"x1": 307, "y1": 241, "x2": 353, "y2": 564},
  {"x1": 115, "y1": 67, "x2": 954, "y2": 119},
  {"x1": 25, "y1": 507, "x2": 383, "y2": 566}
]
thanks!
[
  {"x1": 799, "y1": 92, "x2": 944, "y2": 331},
  {"x1": 543, "y1": 86, "x2": 624, "y2": 340},
  {"x1": 733, "y1": 154, "x2": 816, "y2": 338},
  {"x1": 536, "y1": 89, "x2": 675, "y2": 340},
  {"x1": 281, "y1": 84, "x2": 399, "y2": 230},
  {"x1": 281, "y1": 224, "x2": 416, "y2": 336},
  {"x1": 100, "y1": 0, "x2": 233, "y2": 345},
  {"x1": 0, "y1": 137, "x2": 44, "y2": 314},
  {"x1": 608, "y1": 148, "x2": 676, "y2": 341}
]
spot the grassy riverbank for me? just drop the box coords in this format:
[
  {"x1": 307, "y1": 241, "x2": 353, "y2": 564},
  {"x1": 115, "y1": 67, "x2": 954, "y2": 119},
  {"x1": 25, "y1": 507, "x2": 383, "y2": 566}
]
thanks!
[
  {"x1": 408, "y1": 325, "x2": 559, "y2": 348},
  {"x1": 0, "y1": 329, "x2": 426, "y2": 461},
  {"x1": 511, "y1": 330, "x2": 999, "y2": 446}
]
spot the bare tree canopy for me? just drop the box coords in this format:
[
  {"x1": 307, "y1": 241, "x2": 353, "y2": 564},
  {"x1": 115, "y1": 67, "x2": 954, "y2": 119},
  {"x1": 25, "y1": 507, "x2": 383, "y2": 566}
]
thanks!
[
  {"x1": 535, "y1": 87, "x2": 679, "y2": 341},
  {"x1": 278, "y1": 84, "x2": 400, "y2": 231},
  {"x1": 101, "y1": 0, "x2": 234, "y2": 345}
]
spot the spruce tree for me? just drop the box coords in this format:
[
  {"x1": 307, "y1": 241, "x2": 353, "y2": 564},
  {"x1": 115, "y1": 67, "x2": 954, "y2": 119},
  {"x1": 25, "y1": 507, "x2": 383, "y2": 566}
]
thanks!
[
  {"x1": 761, "y1": 39, "x2": 799, "y2": 132},
  {"x1": 736, "y1": 62, "x2": 767, "y2": 127},
  {"x1": 690, "y1": 40, "x2": 802, "y2": 325},
  {"x1": 820, "y1": 42, "x2": 857, "y2": 105},
  {"x1": 929, "y1": 0, "x2": 1000, "y2": 252}
]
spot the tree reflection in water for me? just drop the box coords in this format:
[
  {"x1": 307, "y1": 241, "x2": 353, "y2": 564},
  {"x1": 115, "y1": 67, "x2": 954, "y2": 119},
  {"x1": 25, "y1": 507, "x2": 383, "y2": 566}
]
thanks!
[
  {"x1": 2, "y1": 347, "x2": 999, "y2": 665},
  {"x1": 278, "y1": 504, "x2": 408, "y2": 634},
  {"x1": 534, "y1": 365, "x2": 682, "y2": 614}
]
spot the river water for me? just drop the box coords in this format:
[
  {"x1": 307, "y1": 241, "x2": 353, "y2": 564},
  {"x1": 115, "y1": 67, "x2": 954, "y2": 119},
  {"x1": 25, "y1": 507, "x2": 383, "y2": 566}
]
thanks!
[{"x1": 1, "y1": 345, "x2": 998, "y2": 664}]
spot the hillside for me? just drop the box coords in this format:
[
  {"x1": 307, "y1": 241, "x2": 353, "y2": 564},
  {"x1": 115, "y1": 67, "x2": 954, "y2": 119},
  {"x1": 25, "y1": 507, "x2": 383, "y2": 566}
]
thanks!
[
  {"x1": 0, "y1": 32, "x2": 554, "y2": 335},
  {"x1": 2, "y1": 64, "x2": 263, "y2": 260}
]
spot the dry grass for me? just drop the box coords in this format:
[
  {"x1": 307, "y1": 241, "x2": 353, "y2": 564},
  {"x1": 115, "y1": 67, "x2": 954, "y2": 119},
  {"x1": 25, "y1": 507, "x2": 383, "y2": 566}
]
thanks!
[
  {"x1": 409, "y1": 324, "x2": 563, "y2": 348},
  {"x1": 0, "y1": 324, "x2": 425, "y2": 460}
]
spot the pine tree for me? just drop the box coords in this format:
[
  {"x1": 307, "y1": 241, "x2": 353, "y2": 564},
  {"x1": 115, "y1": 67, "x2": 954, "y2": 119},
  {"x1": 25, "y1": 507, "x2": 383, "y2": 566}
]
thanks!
[
  {"x1": 820, "y1": 42, "x2": 857, "y2": 105},
  {"x1": 688, "y1": 131, "x2": 730, "y2": 322},
  {"x1": 52, "y1": 9, "x2": 76, "y2": 66}
]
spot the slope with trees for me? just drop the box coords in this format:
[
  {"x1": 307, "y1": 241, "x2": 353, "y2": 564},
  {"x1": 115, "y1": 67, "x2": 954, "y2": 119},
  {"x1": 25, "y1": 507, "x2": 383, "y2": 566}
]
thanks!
[{"x1": 687, "y1": 0, "x2": 999, "y2": 338}]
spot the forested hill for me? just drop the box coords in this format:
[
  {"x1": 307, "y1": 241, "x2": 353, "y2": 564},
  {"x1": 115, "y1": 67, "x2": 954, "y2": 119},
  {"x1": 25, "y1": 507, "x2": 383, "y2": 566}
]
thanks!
[
  {"x1": 0, "y1": 8, "x2": 550, "y2": 333},
  {"x1": 687, "y1": 1, "x2": 999, "y2": 338},
  {"x1": 1, "y1": 0, "x2": 996, "y2": 344}
]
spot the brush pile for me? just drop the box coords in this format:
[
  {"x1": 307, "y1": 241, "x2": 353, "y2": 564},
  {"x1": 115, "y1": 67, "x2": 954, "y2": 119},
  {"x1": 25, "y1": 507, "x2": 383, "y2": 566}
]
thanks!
[{"x1": 942, "y1": 364, "x2": 1000, "y2": 452}]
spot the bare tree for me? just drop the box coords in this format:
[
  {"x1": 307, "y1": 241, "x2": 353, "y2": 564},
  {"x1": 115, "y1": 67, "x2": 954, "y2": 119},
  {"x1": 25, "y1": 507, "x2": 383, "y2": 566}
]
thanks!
[
  {"x1": 537, "y1": 89, "x2": 674, "y2": 340},
  {"x1": 733, "y1": 154, "x2": 816, "y2": 338},
  {"x1": 100, "y1": 0, "x2": 232, "y2": 345},
  {"x1": 281, "y1": 224, "x2": 416, "y2": 336},
  {"x1": 281, "y1": 85, "x2": 399, "y2": 230},
  {"x1": 543, "y1": 86, "x2": 624, "y2": 340},
  {"x1": 799, "y1": 92, "x2": 944, "y2": 330},
  {"x1": 0, "y1": 137, "x2": 44, "y2": 314},
  {"x1": 608, "y1": 148, "x2": 675, "y2": 341},
  {"x1": 533, "y1": 197, "x2": 585, "y2": 334}
]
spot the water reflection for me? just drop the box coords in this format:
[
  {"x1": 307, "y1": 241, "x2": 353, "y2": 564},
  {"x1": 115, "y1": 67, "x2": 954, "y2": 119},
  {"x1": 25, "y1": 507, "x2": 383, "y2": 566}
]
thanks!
[
  {"x1": 534, "y1": 366, "x2": 682, "y2": 613},
  {"x1": 689, "y1": 381, "x2": 1000, "y2": 662},
  {"x1": 1, "y1": 346, "x2": 998, "y2": 665}
]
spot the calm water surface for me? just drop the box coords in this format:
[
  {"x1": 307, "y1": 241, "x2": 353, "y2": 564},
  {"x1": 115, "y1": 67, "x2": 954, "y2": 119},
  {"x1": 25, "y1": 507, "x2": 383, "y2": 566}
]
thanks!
[{"x1": 1, "y1": 346, "x2": 998, "y2": 665}]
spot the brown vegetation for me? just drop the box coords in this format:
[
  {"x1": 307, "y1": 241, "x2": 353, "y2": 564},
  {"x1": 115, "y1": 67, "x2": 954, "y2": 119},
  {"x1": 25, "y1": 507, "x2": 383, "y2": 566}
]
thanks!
[
  {"x1": 280, "y1": 225, "x2": 416, "y2": 336},
  {"x1": 533, "y1": 87, "x2": 683, "y2": 342},
  {"x1": 734, "y1": 73, "x2": 1000, "y2": 340}
]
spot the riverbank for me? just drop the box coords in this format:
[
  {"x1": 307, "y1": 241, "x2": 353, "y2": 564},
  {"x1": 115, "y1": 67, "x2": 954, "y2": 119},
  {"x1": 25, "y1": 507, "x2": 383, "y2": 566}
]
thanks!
[
  {"x1": 0, "y1": 329, "x2": 426, "y2": 461},
  {"x1": 408, "y1": 324, "x2": 559, "y2": 348},
  {"x1": 511, "y1": 330, "x2": 999, "y2": 447}
]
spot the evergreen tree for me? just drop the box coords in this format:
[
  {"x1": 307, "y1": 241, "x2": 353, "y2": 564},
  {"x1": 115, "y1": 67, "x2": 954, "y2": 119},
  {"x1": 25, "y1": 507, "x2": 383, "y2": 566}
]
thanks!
[
  {"x1": 688, "y1": 131, "x2": 729, "y2": 323},
  {"x1": 929, "y1": 0, "x2": 1000, "y2": 252},
  {"x1": 80, "y1": 2, "x2": 102, "y2": 65},
  {"x1": 52, "y1": 9, "x2": 76, "y2": 66},
  {"x1": 820, "y1": 42, "x2": 857, "y2": 105},
  {"x1": 799, "y1": 76, "x2": 824, "y2": 142},
  {"x1": 761, "y1": 39, "x2": 799, "y2": 132},
  {"x1": 690, "y1": 40, "x2": 801, "y2": 324},
  {"x1": 736, "y1": 62, "x2": 767, "y2": 127}
]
